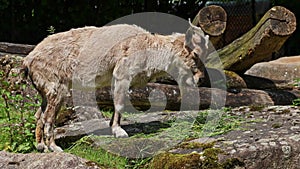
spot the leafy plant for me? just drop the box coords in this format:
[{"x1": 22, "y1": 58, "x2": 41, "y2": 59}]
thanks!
[
  {"x1": 0, "y1": 56, "x2": 39, "y2": 153},
  {"x1": 293, "y1": 78, "x2": 300, "y2": 87},
  {"x1": 47, "y1": 25, "x2": 56, "y2": 34},
  {"x1": 292, "y1": 78, "x2": 300, "y2": 106},
  {"x1": 293, "y1": 99, "x2": 300, "y2": 106}
]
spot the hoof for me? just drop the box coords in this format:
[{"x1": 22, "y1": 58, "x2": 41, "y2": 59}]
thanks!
[
  {"x1": 37, "y1": 143, "x2": 47, "y2": 152},
  {"x1": 49, "y1": 144, "x2": 63, "y2": 152},
  {"x1": 112, "y1": 126, "x2": 129, "y2": 138}
]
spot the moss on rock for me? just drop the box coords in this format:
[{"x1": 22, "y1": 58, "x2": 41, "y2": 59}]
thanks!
[
  {"x1": 149, "y1": 141, "x2": 245, "y2": 169},
  {"x1": 149, "y1": 142, "x2": 223, "y2": 169}
]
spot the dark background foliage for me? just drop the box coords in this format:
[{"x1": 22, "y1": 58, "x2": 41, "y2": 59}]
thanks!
[{"x1": 0, "y1": 0, "x2": 299, "y2": 55}]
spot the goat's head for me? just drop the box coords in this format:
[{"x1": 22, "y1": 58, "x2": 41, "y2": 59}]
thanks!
[{"x1": 181, "y1": 19, "x2": 209, "y2": 86}]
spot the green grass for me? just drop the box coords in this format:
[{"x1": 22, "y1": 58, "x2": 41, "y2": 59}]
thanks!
[
  {"x1": 66, "y1": 137, "x2": 128, "y2": 168},
  {"x1": 101, "y1": 110, "x2": 114, "y2": 119},
  {"x1": 192, "y1": 109, "x2": 246, "y2": 137},
  {"x1": 100, "y1": 108, "x2": 248, "y2": 148},
  {"x1": 66, "y1": 135, "x2": 152, "y2": 169}
]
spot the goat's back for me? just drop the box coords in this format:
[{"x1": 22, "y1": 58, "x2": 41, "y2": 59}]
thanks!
[{"x1": 23, "y1": 24, "x2": 149, "y2": 88}]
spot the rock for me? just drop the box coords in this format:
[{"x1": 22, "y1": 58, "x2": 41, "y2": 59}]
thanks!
[
  {"x1": 0, "y1": 151, "x2": 101, "y2": 169},
  {"x1": 160, "y1": 106, "x2": 300, "y2": 169},
  {"x1": 224, "y1": 70, "x2": 247, "y2": 90},
  {"x1": 55, "y1": 118, "x2": 111, "y2": 141},
  {"x1": 215, "y1": 106, "x2": 300, "y2": 169},
  {"x1": 55, "y1": 111, "x2": 200, "y2": 156},
  {"x1": 242, "y1": 74, "x2": 294, "y2": 90},
  {"x1": 245, "y1": 56, "x2": 300, "y2": 84}
]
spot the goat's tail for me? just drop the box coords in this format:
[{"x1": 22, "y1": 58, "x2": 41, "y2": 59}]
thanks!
[
  {"x1": 21, "y1": 56, "x2": 31, "y2": 78},
  {"x1": 21, "y1": 63, "x2": 29, "y2": 79},
  {"x1": 21, "y1": 63, "x2": 40, "y2": 92}
]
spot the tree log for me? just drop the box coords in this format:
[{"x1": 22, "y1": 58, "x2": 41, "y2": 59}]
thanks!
[
  {"x1": 192, "y1": 5, "x2": 227, "y2": 49},
  {"x1": 69, "y1": 83, "x2": 300, "y2": 111},
  {"x1": 0, "y1": 42, "x2": 34, "y2": 55},
  {"x1": 206, "y1": 6, "x2": 296, "y2": 73}
]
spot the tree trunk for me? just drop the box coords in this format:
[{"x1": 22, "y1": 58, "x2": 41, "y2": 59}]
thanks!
[
  {"x1": 192, "y1": 5, "x2": 227, "y2": 49},
  {"x1": 206, "y1": 6, "x2": 296, "y2": 73}
]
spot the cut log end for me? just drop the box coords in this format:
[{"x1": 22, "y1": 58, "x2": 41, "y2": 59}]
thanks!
[
  {"x1": 193, "y1": 5, "x2": 227, "y2": 36},
  {"x1": 192, "y1": 5, "x2": 227, "y2": 50},
  {"x1": 269, "y1": 6, "x2": 296, "y2": 36},
  {"x1": 197, "y1": 5, "x2": 227, "y2": 36}
]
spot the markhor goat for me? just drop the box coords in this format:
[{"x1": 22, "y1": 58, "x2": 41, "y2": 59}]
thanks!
[{"x1": 23, "y1": 22, "x2": 209, "y2": 152}]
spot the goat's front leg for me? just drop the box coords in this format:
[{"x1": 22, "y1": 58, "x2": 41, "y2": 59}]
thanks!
[{"x1": 110, "y1": 78, "x2": 129, "y2": 138}]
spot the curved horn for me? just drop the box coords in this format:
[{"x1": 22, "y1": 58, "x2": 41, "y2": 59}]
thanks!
[{"x1": 188, "y1": 18, "x2": 205, "y2": 36}]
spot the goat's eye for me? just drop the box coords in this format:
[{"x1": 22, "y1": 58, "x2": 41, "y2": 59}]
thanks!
[
  {"x1": 191, "y1": 65, "x2": 198, "y2": 73},
  {"x1": 193, "y1": 52, "x2": 199, "y2": 58}
]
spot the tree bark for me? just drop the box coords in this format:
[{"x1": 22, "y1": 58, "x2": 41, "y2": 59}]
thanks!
[{"x1": 206, "y1": 6, "x2": 296, "y2": 73}]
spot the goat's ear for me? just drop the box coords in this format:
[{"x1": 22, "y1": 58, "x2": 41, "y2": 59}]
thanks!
[{"x1": 185, "y1": 19, "x2": 209, "y2": 57}]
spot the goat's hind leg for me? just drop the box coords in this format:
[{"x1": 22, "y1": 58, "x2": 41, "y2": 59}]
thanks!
[
  {"x1": 42, "y1": 91, "x2": 63, "y2": 152},
  {"x1": 34, "y1": 95, "x2": 48, "y2": 152},
  {"x1": 35, "y1": 107, "x2": 48, "y2": 152}
]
